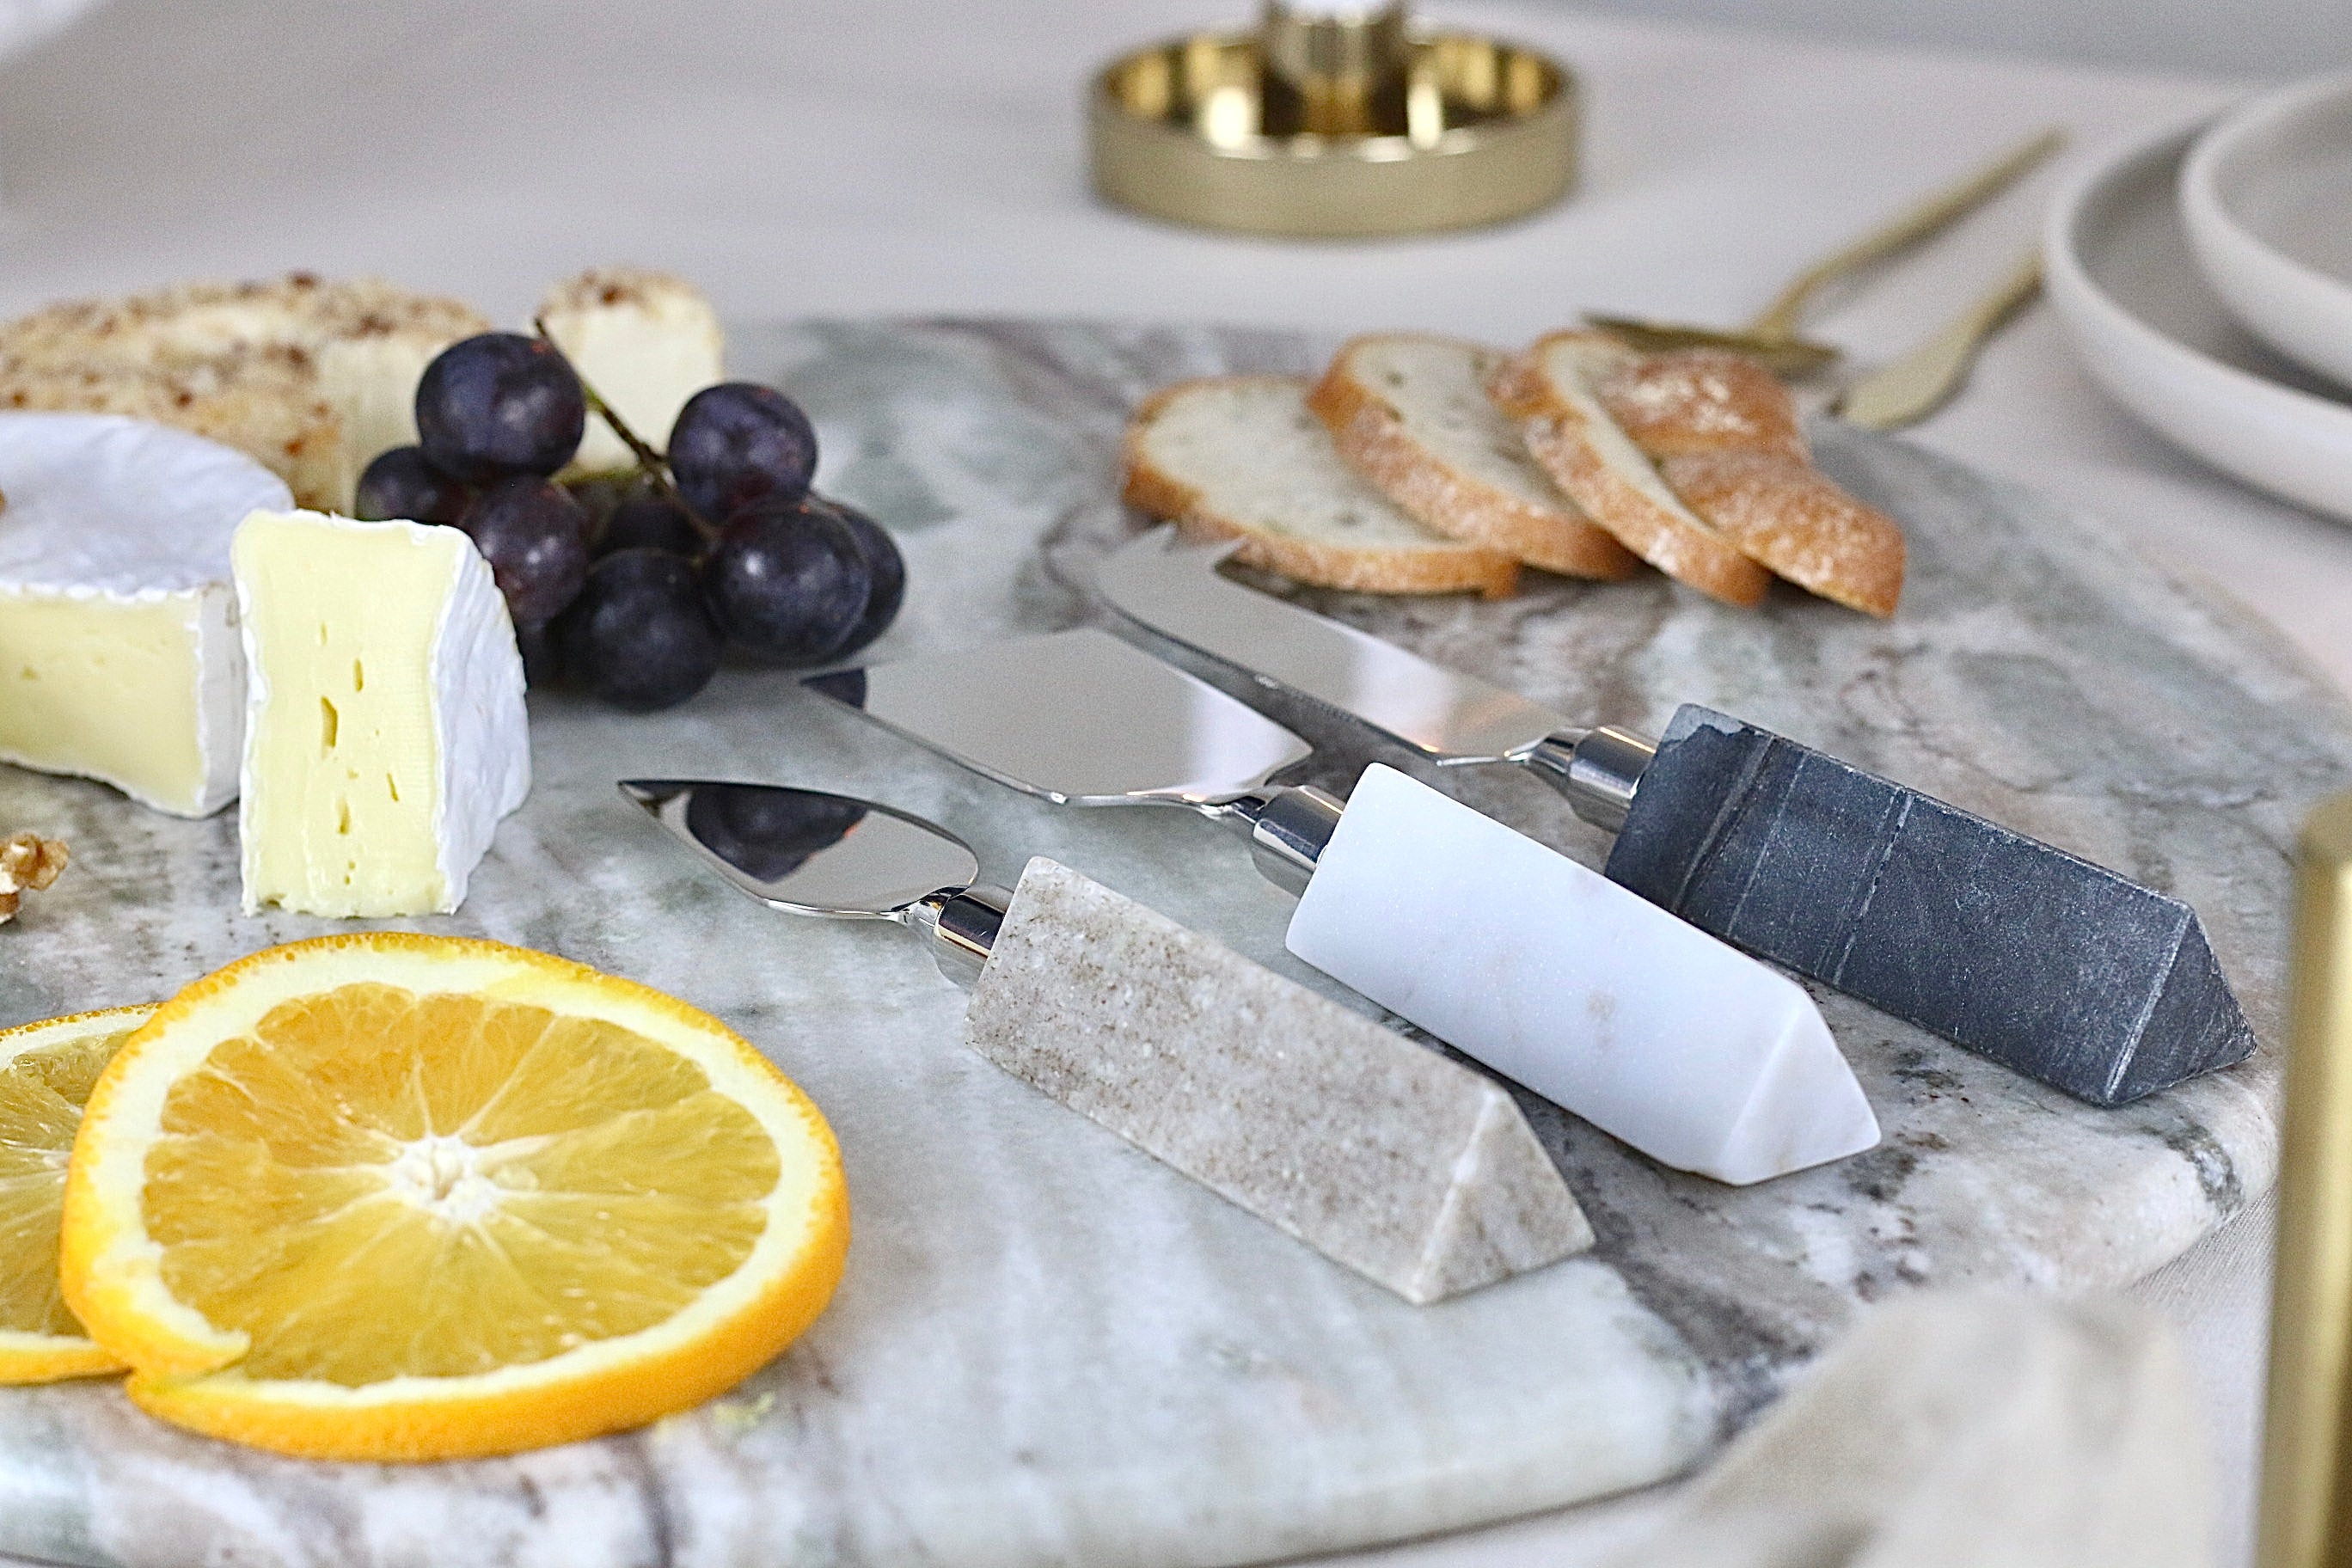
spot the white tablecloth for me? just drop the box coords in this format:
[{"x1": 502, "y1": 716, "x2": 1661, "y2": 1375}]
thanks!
[{"x1": 2, "y1": 3, "x2": 2337, "y2": 1563}]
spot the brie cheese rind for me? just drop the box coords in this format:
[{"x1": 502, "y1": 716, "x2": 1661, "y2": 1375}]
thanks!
[
  {"x1": 0, "y1": 413, "x2": 292, "y2": 817},
  {"x1": 537, "y1": 268, "x2": 724, "y2": 475},
  {"x1": 233, "y1": 511, "x2": 530, "y2": 917}
]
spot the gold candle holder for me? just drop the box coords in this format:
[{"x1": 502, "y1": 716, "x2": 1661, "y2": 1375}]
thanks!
[
  {"x1": 2260, "y1": 792, "x2": 2352, "y2": 1568},
  {"x1": 1088, "y1": 2, "x2": 1578, "y2": 238}
]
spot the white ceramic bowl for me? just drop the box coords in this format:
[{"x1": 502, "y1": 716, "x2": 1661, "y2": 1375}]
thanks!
[
  {"x1": 2044, "y1": 115, "x2": 2352, "y2": 524},
  {"x1": 2180, "y1": 72, "x2": 2352, "y2": 390}
]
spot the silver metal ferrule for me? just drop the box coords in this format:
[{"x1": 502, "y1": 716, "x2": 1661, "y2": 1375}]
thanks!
[
  {"x1": 910, "y1": 884, "x2": 1014, "y2": 988},
  {"x1": 1222, "y1": 785, "x2": 1347, "y2": 897},
  {"x1": 1519, "y1": 726, "x2": 1658, "y2": 833}
]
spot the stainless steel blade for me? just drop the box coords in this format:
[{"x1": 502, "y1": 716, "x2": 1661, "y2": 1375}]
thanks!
[
  {"x1": 620, "y1": 779, "x2": 980, "y2": 918},
  {"x1": 1093, "y1": 527, "x2": 1577, "y2": 764},
  {"x1": 803, "y1": 627, "x2": 1314, "y2": 805}
]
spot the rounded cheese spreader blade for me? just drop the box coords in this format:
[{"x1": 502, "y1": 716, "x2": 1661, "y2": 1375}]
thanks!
[{"x1": 808, "y1": 630, "x2": 1878, "y2": 1185}]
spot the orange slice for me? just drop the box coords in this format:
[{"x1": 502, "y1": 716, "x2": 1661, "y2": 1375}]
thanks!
[
  {"x1": 60, "y1": 934, "x2": 848, "y2": 1460},
  {"x1": 0, "y1": 1006, "x2": 148, "y2": 1383}
]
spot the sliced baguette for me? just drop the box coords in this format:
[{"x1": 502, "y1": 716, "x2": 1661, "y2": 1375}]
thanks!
[
  {"x1": 1589, "y1": 346, "x2": 1904, "y2": 615},
  {"x1": 1594, "y1": 348, "x2": 1809, "y2": 462},
  {"x1": 1308, "y1": 334, "x2": 1640, "y2": 581},
  {"x1": 1657, "y1": 451, "x2": 1905, "y2": 617},
  {"x1": 1489, "y1": 332, "x2": 1772, "y2": 607},
  {"x1": 1123, "y1": 377, "x2": 1519, "y2": 599}
]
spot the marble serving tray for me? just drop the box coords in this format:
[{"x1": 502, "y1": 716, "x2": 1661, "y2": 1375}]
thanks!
[{"x1": 0, "y1": 318, "x2": 2344, "y2": 1568}]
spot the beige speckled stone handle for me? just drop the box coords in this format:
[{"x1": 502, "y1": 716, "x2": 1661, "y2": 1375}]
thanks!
[{"x1": 965, "y1": 857, "x2": 1593, "y2": 1305}]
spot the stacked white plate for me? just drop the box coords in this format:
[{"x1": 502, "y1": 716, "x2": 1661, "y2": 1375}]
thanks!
[{"x1": 2046, "y1": 73, "x2": 2352, "y2": 523}]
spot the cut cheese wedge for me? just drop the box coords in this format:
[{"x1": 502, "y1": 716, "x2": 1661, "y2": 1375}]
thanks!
[
  {"x1": 232, "y1": 511, "x2": 530, "y2": 917},
  {"x1": 0, "y1": 413, "x2": 293, "y2": 816},
  {"x1": 538, "y1": 268, "x2": 724, "y2": 475}
]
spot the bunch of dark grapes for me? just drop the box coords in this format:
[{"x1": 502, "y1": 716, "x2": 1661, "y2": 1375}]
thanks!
[{"x1": 356, "y1": 334, "x2": 905, "y2": 713}]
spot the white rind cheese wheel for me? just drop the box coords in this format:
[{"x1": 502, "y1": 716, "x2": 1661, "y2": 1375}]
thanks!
[
  {"x1": 0, "y1": 413, "x2": 292, "y2": 816},
  {"x1": 232, "y1": 511, "x2": 530, "y2": 918}
]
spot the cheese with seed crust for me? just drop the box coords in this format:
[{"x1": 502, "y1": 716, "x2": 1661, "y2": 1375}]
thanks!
[{"x1": 537, "y1": 268, "x2": 724, "y2": 475}]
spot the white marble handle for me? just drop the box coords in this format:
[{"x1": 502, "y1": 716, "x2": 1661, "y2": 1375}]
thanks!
[{"x1": 1284, "y1": 765, "x2": 1881, "y2": 1185}]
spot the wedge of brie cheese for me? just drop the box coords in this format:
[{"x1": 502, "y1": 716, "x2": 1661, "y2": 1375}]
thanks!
[
  {"x1": 0, "y1": 413, "x2": 292, "y2": 816},
  {"x1": 233, "y1": 511, "x2": 530, "y2": 916},
  {"x1": 537, "y1": 268, "x2": 723, "y2": 474}
]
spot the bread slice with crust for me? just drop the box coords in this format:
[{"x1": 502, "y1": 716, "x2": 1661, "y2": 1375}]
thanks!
[
  {"x1": 1657, "y1": 451, "x2": 1905, "y2": 617},
  {"x1": 1308, "y1": 334, "x2": 1639, "y2": 582},
  {"x1": 1124, "y1": 377, "x2": 1519, "y2": 599},
  {"x1": 1589, "y1": 346, "x2": 1904, "y2": 616},
  {"x1": 1594, "y1": 349, "x2": 1810, "y2": 462},
  {"x1": 1489, "y1": 332, "x2": 1772, "y2": 607}
]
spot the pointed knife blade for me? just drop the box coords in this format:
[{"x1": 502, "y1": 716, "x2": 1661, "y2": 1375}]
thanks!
[{"x1": 1094, "y1": 528, "x2": 1576, "y2": 765}]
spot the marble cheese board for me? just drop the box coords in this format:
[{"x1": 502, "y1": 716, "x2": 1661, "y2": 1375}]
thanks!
[{"x1": 0, "y1": 317, "x2": 2345, "y2": 1568}]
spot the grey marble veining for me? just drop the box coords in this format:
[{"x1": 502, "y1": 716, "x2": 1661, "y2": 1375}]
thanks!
[{"x1": 0, "y1": 317, "x2": 2339, "y2": 1567}]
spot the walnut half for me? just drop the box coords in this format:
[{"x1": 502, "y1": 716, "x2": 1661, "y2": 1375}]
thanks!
[{"x1": 0, "y1": 832, "x2": 67, "y2": 924}]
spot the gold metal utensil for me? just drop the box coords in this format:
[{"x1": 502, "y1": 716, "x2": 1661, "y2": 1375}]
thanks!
[
  {"x1": 2258, "y1": 793, "x2": 2352, "y2": 1568},
  {"x1": 1834, "y1": 247, "x2": 2043, "y2": 429},
  {"x1": 1587, "y1": 126, "x2": 2066, "y2": 377},
  {"x1": 1089, "y1": 3, "x2": 1578, "y2": 238}
]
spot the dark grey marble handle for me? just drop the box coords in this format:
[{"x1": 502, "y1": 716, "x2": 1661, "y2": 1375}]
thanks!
[{"x1": 1595, "y1": 704, "x2": 2256, "y2": 1106}]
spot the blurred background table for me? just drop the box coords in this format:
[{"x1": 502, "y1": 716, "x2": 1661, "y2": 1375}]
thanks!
[{"x1": 3, "y1": 3, "x2": 2346, "y2": 1564}]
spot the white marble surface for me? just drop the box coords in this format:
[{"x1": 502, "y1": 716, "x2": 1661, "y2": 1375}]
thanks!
[{"x1": 2, "y1": 3, "x2": 2348, "y2": 1562}]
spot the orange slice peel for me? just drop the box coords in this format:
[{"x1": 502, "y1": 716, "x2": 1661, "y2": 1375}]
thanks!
[
  {"x1": 0, "y1": 1005, "x2": 148, "y2": 1385},
  {"x1": 60, "y1": 933, "x2": 848, "y2": 1460}
]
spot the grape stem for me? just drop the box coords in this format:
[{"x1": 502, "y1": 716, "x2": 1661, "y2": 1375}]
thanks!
[{"x1": 530, "y1": 317, "x2": 719, "y2": 540}]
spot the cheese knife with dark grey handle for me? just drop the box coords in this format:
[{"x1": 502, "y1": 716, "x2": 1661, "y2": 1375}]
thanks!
[{"x1": 1094, "y1": 526, "x2": 2256, "y2": 1106}]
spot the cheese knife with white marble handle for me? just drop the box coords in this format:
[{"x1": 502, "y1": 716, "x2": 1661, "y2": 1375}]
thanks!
[
  {"x1": 802, "y1": 628, "x2": 1881, "y2": 1185},
  {"x1": 1093, "y1": 526, "x2": 2257, "y2": 1106},
  {"x1": 617, "y1": 778, "x2": 1596, "y2": 1302}
]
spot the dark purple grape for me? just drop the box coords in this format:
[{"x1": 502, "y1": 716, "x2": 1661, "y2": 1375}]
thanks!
[
  {"x1": 354, "y1": 445, "x2": 473, "y2": 524},
  {"x1": 667, "y1": 383, "x2": 817, "y2": 524},
  {"x1": 457, "y1": 477, "x2": 591, "y2": 626},
  {"x1": 698, "y1": 500, "x2": 871, "y2": 666},
  {"x1": 415, "y1": 333, "x2": 585, "y2": 482},
  {"x1": 823, "y1": 499, "x2": 904, "y2": 658},
  {"x1": 597, "y1": 493, "x2": 707, "y2": 560},
  {"x1": 554, "y1": 549, "x2": 722, "y2": 712}
]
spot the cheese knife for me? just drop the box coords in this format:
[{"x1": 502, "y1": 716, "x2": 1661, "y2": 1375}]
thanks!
[
  {"x1": 802, "y1": 627, "x2": 1882, "y2": 1185},
  {"x1": 1093, "y1": 526, "x2": 2257, "y2": 1106},
  {"x1": 618, "y1": 778, "x2": 1596, "y2": 1300}
]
